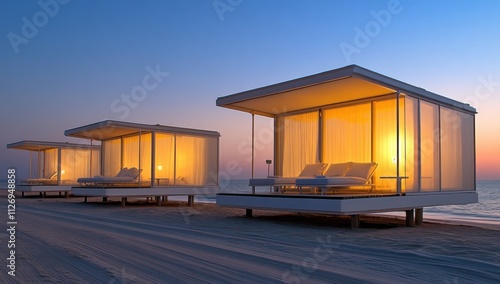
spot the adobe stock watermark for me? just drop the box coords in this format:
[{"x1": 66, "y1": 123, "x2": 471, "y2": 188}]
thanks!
[
  {"x1": 282, "y1": 234, "x2": 339, "y2": 284},
  {"x1": 7, "y1": 0, "x2": 71, "y2": 54},
  {"x1": 213, "y1": 0, "x2": 243, "y2": 21},
  {"x1": 339, "y1": 0, "x2": 403, "y2": 62},
  {"x1": 110, "y1": 64, "x2": 169, "y2": 120}
]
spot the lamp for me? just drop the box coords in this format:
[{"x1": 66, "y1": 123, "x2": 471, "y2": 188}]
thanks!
[
  {"x1": 157, "y1": 165, "x2": 163, "y2": 171},
  {"x1": 266, "y1": 160, "x2": 272, "y2": 177}
]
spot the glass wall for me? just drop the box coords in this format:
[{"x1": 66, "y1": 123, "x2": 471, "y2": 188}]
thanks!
[
  {"x1": 43, "y1": 148, "x2": 58, "y2": 179},
  {"x1": 60, "y1": 148, "x2": 101, "y2": 183},
  {"x1": 155, "y1": 133, "x2": 175, "y2": 185},
  {"x1": 273, "y1": 94, "x2": 475, "y2": 193},
  {"x1": 175, "y1": 135, "x2": 218, "y2": 186},
  {"x1": 323, "y1": 103, "x2": 371, "y2": 163},
  {"x1": 440, "y1": 107, "x2": 475, "y2": 190},
  {"x1": 103, "y1": 138, "x2": 121, "y2": 177},
  {"x1": 277, "y1": 111, "x2": 319, "y2": 177},
  {"x1": 100, "y1": 132, "x2": 218, "y2": 187},
  {"x1": 420, "y1": 101, "x2": 440, "y2": 191}
]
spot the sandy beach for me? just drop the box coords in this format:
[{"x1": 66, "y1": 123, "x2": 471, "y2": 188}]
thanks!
[{"x1": 1, "y1": 191, "x2": 499, "y2": 284}]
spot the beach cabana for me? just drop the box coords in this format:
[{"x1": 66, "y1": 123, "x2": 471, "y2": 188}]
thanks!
[
  {"x1": 7, "y1": 140, "x2": 101, "y2": 197},
  {"x1": 216, "y1": 65, "x2": 477, "y2": 228},
  {"x1": 64, "y1": 120, "x2": 220, "y2": 206}
]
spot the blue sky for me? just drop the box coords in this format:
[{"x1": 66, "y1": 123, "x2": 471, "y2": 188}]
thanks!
[{"x1": 1, "y1": 0, "x2": 500, "y2": 179}]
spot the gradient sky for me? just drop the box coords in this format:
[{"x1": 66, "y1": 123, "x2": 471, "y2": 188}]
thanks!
[{"x1": 1, "y1": 0, "x2": 499, "y2": 180}]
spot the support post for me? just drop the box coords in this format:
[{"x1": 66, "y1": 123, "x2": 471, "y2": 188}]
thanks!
[
  {"x1": 188, "y1": 195, "x2": 194, "y2": 207},
  {"x1": 84, "y1": 196, "x2": 88, "y2": 203},
  {"x1": 415, "y1": 208, "x2": 423, "y2": 225},
  {"x1": 405, "y1": 209, "x2": 415, "y2": 227},
  {"x1": 350, "y1": 214, "x2": 360, "y2": 229},
  {"x1": 246, "y1": 209, "x2": 253, "y2": 217},
  {"x1": 156, "y1": 196, "x2": 162, "y2": 206},
  {"x1": 103, "y1": 197, "x2": 108, "y2": 202},
  {"x1": 121, "y1": 197, "x2": 127, "y2": 207}
]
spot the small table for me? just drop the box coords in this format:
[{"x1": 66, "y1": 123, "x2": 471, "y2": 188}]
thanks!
[
  {"x1": 154, "y1": 178, "x2": 170, "y2": 186},
  {"x1": 379, "y1": 176, "x2": 409, "y2": 195}
]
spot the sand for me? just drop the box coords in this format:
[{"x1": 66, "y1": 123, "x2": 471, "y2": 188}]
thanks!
[{"x1": 1, "y1": 191, "x2": 499, "y2": 284}]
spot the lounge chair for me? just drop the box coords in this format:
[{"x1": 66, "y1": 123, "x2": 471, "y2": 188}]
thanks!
[
  {"x1": 249, "y1": 163, "x2": 328, "y2": 193},
  {"x1": 296, "y1": 162, "x2": 378, "y2": 194},
  {"x1": 20, "y1": 172, "x2": 58, "y2": 185},
  {"x1": 77, "y1": 167, "x2": 142, "y2": 187}
]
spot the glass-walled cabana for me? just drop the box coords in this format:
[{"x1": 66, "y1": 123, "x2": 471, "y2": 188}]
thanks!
[
  {"x1": 64, "y1": 120, "x2": 220, "y2": 205},
  {"x1": 216, "y1": 65, "x2": 477, "y2": 227},
  {"x1": 7, "y1": 140, "x2": 101, "y2": 185}
]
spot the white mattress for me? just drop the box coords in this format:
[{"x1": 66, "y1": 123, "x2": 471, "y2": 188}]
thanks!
[
  {"x1": 77, "y1": 176, "x2": 136, "y2": 184},
  {"x1": 296, "y1": 176, "x2": 368, "y2": 186}
]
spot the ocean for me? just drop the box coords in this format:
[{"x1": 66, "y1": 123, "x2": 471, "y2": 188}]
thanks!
[{"x1": 2, "y1": 179, "x2": 499, "y2": 226}]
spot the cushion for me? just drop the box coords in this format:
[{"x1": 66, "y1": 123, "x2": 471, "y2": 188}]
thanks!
[
  {"x1": 298, "y1": 163, "x2": 327, "y2": 177},
  {"x1": 46, "y1": 172, "x2": 58, "y2": 179},
  {"x1": 127, "y1": 167, "x2": 141, "y2": 179},
  {"x1": 116, "y1": 167, "x2": 129, "y2": 177},
  {"x1": 345, "y1": 162, "x2": 377, "y2": 179},
  {"x1": 324, "y1": 162, "x2": 351, "y2": 177}
]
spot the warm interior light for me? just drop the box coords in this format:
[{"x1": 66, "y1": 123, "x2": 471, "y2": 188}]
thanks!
[
  {"x1": 392, "y1": 156, "x2": 397, "y2": 164},
  {"x1": 157, "y1": 165, "x2": 163, "y2": 171},
  {"x1": 61, "y1": 170, "x2": 65, "y2": 175}
]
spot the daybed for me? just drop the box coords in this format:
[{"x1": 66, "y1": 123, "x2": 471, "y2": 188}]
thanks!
[
  {"x1": 20, "y1": 172, "x2": 58, "y2": 186},
  {"x1": 77, "y1": 167, "x2": 141, "y2": 187},
  {"x1": 249, "y1": 163, "x2": 328, "y2": 193},
  {"x1": 296, "y1": 162, "x2": 378, "y2": 194}
]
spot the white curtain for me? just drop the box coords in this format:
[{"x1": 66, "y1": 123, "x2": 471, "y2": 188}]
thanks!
[
  {"x1": 420, "y1": 101, "x2": 440, "y2": 191},
  {"x1": 323, "y1": 103, "x2": 371, "y2": 163},
  {"x1": 155, "y1": 133, "x2": 175, "y2": 183},
  {"x1": 122, "y1": 134, "x2": 151, "y2": 180},
  {"x1": 278, "y1": 111, "x2": 319, "y2": 177},
  {"x1": 176, "y1": 136, "x2": 208, "y2": 185},
  {"x1": 373, "y1": 99, "x2": 398, "y2": 190},
  {"x1": 43, "y1": 149, "x2": 58, "y2": 179},
  {"x1": 103, "y1": 138, "x2": 121, "y2": 177},
  {"x1": 440, "y1": 108, "x2": 475, "y2": 190}
]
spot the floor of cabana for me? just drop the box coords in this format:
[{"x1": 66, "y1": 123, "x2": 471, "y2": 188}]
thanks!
[
  {"x1": 216, "y1": 191, "x2": 478, "y2": 228},
  {"x1": 72, "y1": 185, "x2": 219, "y2": 207},
  {"x1": 16, "y1": 185, "x2": 71, "y2": 198}
]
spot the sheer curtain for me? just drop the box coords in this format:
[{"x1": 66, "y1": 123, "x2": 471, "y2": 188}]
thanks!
[
  {"x1": 43, "y1": 149, "x2": 58, "y2": 179},
  {"x1": 440, "y1": 108, "x2": 475, "y2": 190},
  {"x1": 322, "y1": 103, "x2": 371, "y2": 163},
  {"x1": 420, "y1": 101, "x2": 440, "y2": 191},
  {"x1": 122, "y1": 134, "x2": 151, "y2": 180},
  {"x1": 103, "y1": 138, "x2": 121, "y2": 177},
  {"x1": 176, "y1": 136, "x2": 207, "y2": 185},
  {"x1": 155, "y1": 133, "x2": 175, "y2": 183},
  {"x1": 278, "y1": 111, "x2": 319, "y2": 177},
  {"x1": 403, "y1": 97, "x2": 418, "y2": 191},
  {"x1": 373, "y1": 99, "x2": 398, "y2": 190}
]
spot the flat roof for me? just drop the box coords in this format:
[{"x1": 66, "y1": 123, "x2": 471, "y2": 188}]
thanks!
[
  {"x1": 216, "y1": 65, "x2": 477, "y2": 117},
  {"x1": 64, "y1": 120, "x2": 221, "y2": 141},
  {"x1": 7, "y1": 140, "x2": 100, "y2": 151}
]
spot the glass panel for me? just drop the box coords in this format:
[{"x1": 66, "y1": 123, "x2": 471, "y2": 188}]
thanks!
[
  {"x1": 176, "y1": 135, "x2": 213, "y2": 185},
  {"x1": 373, "y1": 99, "x2": 397, "y2": 191},
  {"x1": 323, "y1": 103, "x2": 371, "y2": 163},
  {"x1": 91, "y1": 148, "x2": 101, "y2": 177},
  {"x1": 155, "y1": 133, "x2": 175, "y2": 185},
  {"x1": 123, "y1": 134, "x2": 151, "y2": 181},
  {"x1": 441, "y1": 108, "x2": 475, "y2": 190},
  {"x1": 103, "y1": 138, "x2": 121, "y2": 177},
  {"x1": 277, "y1": 111, "x2": 319, "y2": 177},
  {"x1": 43, "y1": 148, "x2": 58, "y2": 179},
  {"x1": 403, "y1": 97, "x2": 418, "y2": 192},
  {"x1": 420, "y1": 101, "x2": 440, "y2": 191}
]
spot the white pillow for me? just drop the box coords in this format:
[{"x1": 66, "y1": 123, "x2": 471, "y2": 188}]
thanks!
[
  {"x1": 345, "y1": 162, "x2": 377, "y2": 179},
  {"x1": 324, "y1": 162, "x2": 351, "y2": 177},
  {"x1": 298, "y1": 163, "x2": 327, "y2": 177}
]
